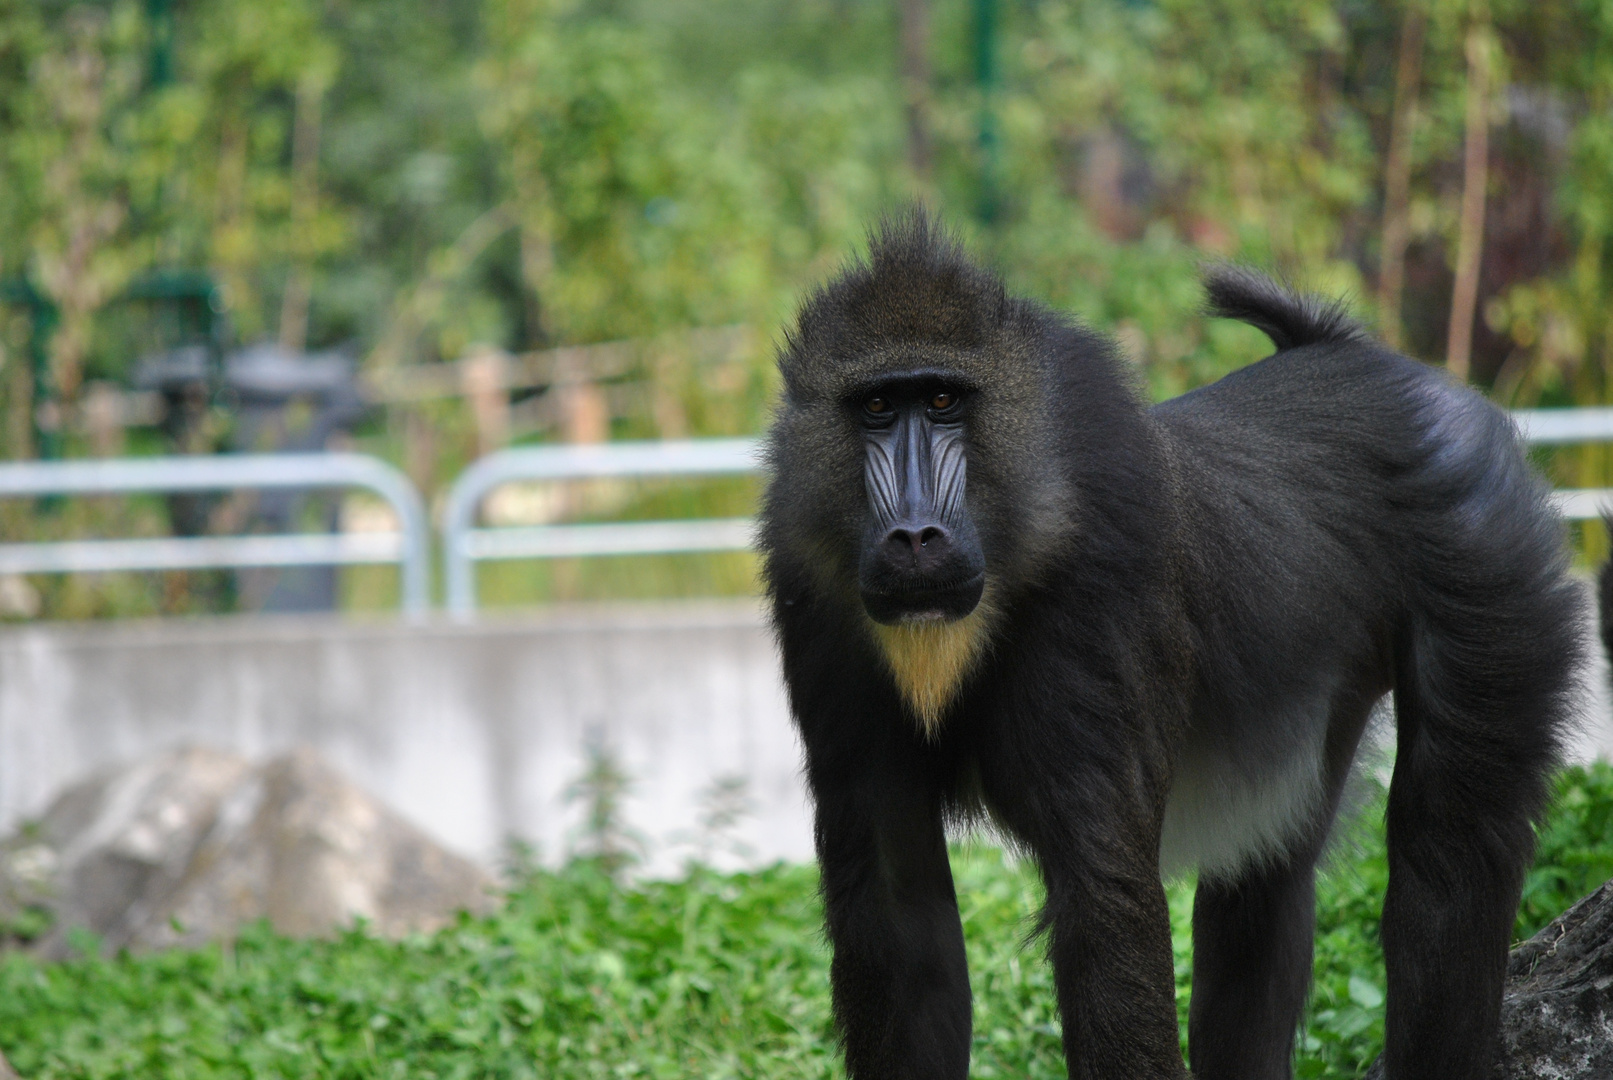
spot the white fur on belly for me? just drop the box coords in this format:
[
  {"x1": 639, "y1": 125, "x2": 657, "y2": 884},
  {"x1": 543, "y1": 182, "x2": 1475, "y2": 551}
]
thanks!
[{"x1": 1158, "y1": 713, "x2": 1329, "y2": 881}]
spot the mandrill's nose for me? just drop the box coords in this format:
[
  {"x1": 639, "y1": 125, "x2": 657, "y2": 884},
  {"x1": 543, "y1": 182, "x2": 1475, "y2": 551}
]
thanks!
[{"x1": 883, "y1": 522, "x2": 955, "y2": 569}]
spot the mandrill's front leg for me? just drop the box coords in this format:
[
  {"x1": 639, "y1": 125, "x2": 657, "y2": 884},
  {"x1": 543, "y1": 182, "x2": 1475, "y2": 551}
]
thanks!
[
  {"x1": 812, "y1": 751, "x2": 972, "y2": 1080},
  {"x1": 1039, "y1": 858, "x2": 1184, "y2": 1079},
  {"x1": 983, "y1": 723, "x2": 1187, "y2": 1080}
]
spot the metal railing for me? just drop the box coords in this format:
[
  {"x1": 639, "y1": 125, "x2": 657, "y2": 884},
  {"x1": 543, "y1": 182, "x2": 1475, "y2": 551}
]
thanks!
[
  {"x1": 1513, "y1": 408, "x2": 1613, "y2": 522},
  {"x1": 442, "y1": 438, "x2": 763, "y2": 616},
  {"x1": 1512, "y1": 407, "x2": 1613, "y2": 445},
  {"x1": 0, "y1": 453, "x2": 430, "y2": 616},
  {"x1": 3, "y1": 407, "x2": 1613, "y2": 620},
  {"x1": 436, "y1": 411, "x2": 1613, "y2": 616}
]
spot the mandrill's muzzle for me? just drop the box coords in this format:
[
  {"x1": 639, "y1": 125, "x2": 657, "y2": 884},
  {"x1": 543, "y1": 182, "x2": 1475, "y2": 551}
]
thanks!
[{"x1": 859, "y1": 535, "x2": 985, "y2": 623}]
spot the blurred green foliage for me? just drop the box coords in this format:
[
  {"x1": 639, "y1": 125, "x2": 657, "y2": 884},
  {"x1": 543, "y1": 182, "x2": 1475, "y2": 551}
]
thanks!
[
  {"x1": 4, "y1": 0, "x2": 1613, "y2": 611},
  {"x1": 4, "y1": 0, "x2": 1613, "y2": 411},
  {"x1": 0, "y1": 762, "x2": 1609, "y2": 1079}
]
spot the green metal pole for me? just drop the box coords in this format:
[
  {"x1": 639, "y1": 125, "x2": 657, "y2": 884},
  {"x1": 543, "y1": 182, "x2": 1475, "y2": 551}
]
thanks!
[
  {"x1": 28, "y1": 292, "x2": 60, "y2": 461},
  {"x1": 146, "y1": 0, "x2": 173, "y2": 87},
  {"x1": 974, "y1": 0, "x2": 1000, "y2": 226}
]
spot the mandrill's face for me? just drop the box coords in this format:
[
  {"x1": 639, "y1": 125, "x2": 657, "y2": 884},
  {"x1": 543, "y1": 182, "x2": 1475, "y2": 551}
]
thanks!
[
  {"x1": 851, "y1": 369, "x2": 986, "y2": 625},
  {"x1": 760, "y1": 211, "x2": 1081, "y2": 729}
]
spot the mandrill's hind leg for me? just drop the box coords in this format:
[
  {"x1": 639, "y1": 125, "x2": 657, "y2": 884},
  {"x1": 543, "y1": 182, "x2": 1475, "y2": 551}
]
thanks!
[
  {"x1": 1379, "y1": 652, "x2": 1563, "y2": 1080},
  {"x1": 1377, "y1": 550, "x2": 1577, "y2": 1079},
  {"x1": 1188, "y1": 846, "x2": 1320, "y2": 1080}
]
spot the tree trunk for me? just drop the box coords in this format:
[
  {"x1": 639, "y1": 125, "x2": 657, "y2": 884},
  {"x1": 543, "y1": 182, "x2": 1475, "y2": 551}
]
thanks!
[
  {"x1": 279, "y1": 74, "x2": 326, "y2": 354},
  {"x1": 898, "y1": 0, "x2": 934, "y2": 184},
  {"x1": 1445, "y1": 19, "x2": 1492, "y2": 380},
  {"x1": 1376, "y1": 1, "x2": 1425, "y2": 350},
  {"x1": 1364, "y1": 877, "x2": 1613, "y2": 1078}
]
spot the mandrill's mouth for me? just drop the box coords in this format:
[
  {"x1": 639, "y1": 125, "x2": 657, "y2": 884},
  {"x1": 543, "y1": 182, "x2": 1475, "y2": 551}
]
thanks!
[{"x1": 860, "y1": 571, "x2": 985, "y2": 626}]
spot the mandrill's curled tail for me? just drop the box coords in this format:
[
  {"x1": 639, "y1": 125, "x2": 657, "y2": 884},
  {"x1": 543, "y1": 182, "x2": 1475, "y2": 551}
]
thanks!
[{"x1": 1202, "y1": 264, "x2": 1367, "y2": 352}]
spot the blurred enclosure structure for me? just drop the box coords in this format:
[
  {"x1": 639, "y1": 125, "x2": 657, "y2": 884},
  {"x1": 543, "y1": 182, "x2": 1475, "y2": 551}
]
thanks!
[
  {"x1": 4, "y1": 0, "x2": 1613, "y2": 868},
  {"x1": 6, "y1": 0, "x2": 1613, "y2": 609}
]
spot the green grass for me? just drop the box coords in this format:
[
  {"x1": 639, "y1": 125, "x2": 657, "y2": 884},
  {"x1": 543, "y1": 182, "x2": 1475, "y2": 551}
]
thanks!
[{"x1": 3, "y1": 764, "x2": 1611, "y2": 1079}]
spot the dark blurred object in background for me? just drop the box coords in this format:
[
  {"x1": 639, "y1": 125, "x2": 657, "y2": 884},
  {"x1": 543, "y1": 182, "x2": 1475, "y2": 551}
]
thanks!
[
  {"x1": 225, "y1": 344, "x2": 366, "y2": 612},
  {"x1": 225, "y1": 343, "x2": 365, "y2": 456},
  {"x1": 134, "y1": 342, "x2": 367, "y2": 612}
]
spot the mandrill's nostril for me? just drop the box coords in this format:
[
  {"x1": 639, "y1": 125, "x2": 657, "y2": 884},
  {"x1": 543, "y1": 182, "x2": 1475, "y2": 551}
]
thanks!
[{"x1": 886, "y1": 524, "x2": 951, "y2": 559}]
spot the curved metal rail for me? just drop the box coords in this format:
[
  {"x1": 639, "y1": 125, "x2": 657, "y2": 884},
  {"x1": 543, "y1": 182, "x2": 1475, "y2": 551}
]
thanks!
[
  {"x1": 0, "y1": 453, "x2": 430, "y2": 616},
  {"x1": 442, "y1": 438, "x2": 763, "y2": 617},
  {"x1": 1513, "y1": 408, "x2": 1613, "y2": 524}
]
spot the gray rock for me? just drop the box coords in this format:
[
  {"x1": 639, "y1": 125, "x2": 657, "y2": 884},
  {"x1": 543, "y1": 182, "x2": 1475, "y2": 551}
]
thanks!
[
  {"x1": 0, "y1": 746, "x2": 494, "y2": 956},
  {"x1": 0, "y1": 1048, "x2": 18, "y2": 1079}
]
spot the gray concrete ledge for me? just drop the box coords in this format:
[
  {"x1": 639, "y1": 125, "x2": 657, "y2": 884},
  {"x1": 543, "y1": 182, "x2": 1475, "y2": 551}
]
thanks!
[
  {"x1": 0, "y1": 602, "x2": 809, "y2": 875},
  {"x1": 0, "y1": 592, "x2": 1607, "y2": 877}
]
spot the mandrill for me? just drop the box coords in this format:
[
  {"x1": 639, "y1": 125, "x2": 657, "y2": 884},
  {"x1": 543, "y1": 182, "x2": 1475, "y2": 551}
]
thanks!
[{"x1": 757, "y1": 211, "x2": 1582, "y2": 1080}]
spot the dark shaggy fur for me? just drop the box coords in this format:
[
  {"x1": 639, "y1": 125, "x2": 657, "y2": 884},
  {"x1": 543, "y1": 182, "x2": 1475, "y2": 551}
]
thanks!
[
  {"x1": 1600, "y1": 515, "x2": 1613, "y2": 667},
  {"x1": 760, "y1": 212, "x2": 1583, "y2": 1080}
]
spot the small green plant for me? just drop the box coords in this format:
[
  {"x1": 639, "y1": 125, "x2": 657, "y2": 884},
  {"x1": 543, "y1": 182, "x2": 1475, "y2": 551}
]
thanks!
[
  {"x1": 563, "y1": 729, "x2": 644, "y2": 879},
  {"x1": 1519, "y1": 763, "x2": 1613, "y2": 936}
]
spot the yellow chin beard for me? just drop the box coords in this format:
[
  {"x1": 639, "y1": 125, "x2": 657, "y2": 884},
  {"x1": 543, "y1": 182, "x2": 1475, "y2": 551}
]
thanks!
[{"x1": 871, "y1": 603, "x2": 994, "y2": 738}]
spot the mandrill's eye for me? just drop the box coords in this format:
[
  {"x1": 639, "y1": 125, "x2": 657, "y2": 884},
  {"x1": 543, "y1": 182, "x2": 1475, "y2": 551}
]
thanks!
[
  {"x1": 865, "y1": 396, "x2": 890, "y2": 415},
  {"x1": 928, "y1": 391, "x2": 964, "y2": 419}
]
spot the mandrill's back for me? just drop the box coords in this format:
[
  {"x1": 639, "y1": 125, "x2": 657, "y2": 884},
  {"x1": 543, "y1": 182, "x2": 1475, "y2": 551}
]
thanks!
[
  {"x1": 1151, "y1": 331, "x2": 1500, "y2": 591},
  {"x1": 1149, "y1": 276, "x2": 1564, "y2": 634}
]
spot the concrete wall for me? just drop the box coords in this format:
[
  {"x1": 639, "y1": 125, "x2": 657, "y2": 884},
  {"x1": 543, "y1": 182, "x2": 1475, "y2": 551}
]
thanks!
[
  {"x1": 0, "y1": 595, "x2": 1607, "y2": 875},
  {"x1": 0, "y1": 602, "x2": 810, "y2": 875}
]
